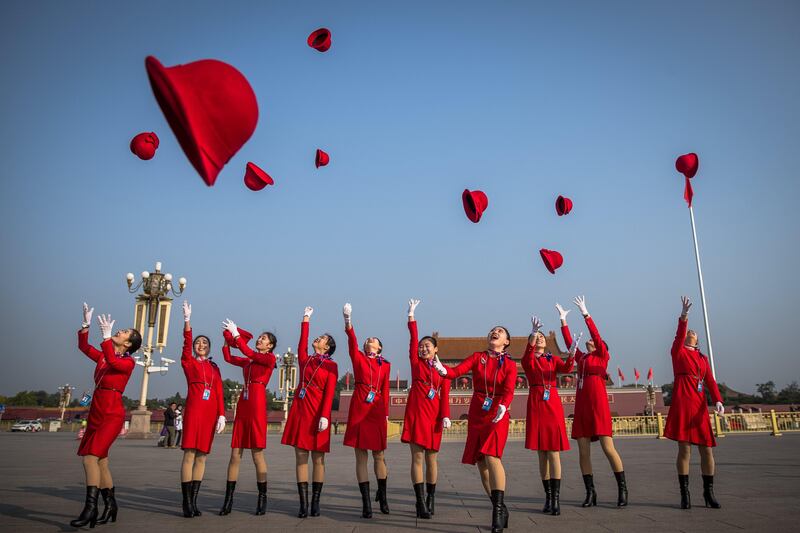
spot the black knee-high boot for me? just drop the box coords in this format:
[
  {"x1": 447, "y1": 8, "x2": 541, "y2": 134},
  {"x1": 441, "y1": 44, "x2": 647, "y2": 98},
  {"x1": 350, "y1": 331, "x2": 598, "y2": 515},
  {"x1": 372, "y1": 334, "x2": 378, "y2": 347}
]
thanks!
[
  {"x1": 414, "y1": 483, "x2": 431, "y2": 519},
  {"x1": 181, "y1": 481, "x2": 193, "y2": 518},
  {"x1": 541, "y1": 479, "x2": 552, "y2": 513},
  {"x1": 310, "y1": 481, "x2": 322, "y2": 516},
  {"x1": 375, "y1": 478, "x2": 390, "y2": 514},
  {"x1": 219, "y1": 481, "x2": 236, "y2": 515},
  {"x1": 70, "y1": 486, "x2": 100, "y2": 528},
  {"x1": 615, "y1": 471, "x2": 628, "y2": 507},
  {"x1": 550, "y1": 479, "x2": 561, "y2": 516},
  {"x1": 256, "y1": 481, "x2": 267, "y2": 515},
  {"x1": 190, "y1": 480, "x2": 202, "y2": 516},
  {"x1": 702, "y1": 475, "x2": 721, "y2": 509},
  {"x1": 359, "y1": 481, "x2": 373, "y2": 518},
  {"x1": 582, "y1": 474, "x2": 597, "y2": 507},
  {"x1": 297, "y1": 482, "x2": 309, "y2": 518},
  {"x1": 490, "y1": 489, "x2": 505, "y2": 533},
  {"x1": 425, "y1": 482, "x2": 436, "y2": 515},
  {"x1": 96, "y1": 487, "x2": 118, "y2": 524},
  {"x1": 679, "y1": 474, "x2": 691, "y2": 509}
]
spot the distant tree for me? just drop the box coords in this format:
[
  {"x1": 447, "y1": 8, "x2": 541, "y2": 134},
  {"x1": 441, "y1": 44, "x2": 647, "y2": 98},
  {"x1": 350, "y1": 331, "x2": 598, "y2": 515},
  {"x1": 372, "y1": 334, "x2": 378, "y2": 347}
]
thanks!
[
  {"x1": 222, "y1": 379, "x2": 243, "y2": 407},
  {"x1": 756, "y1": 381, "x2": 777, "y2": 402},
  {"x1": 661, "y1": 382, "x2": 673, "y2": 405},
  {"x1": 777, "y1": 381, "x2": 800, "y2": 404},
  {"x1": 266, "y1": 388, "x2": 282, "y2": 410},
  {"x1": 163, "y1": 392, "x2": 184, "y2": 406}
]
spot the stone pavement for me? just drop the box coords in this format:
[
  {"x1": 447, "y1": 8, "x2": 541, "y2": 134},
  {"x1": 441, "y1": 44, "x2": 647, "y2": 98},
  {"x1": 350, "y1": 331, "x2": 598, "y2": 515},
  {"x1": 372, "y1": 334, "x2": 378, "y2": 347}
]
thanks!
[{"x1": 1, "y1": 431, "x2": 798, "y2": 532}]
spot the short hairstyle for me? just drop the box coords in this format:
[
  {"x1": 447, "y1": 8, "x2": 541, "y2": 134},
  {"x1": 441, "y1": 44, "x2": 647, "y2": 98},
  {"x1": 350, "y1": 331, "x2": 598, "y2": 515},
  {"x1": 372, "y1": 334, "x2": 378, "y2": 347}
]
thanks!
[
  {"x1": 260, "y1": 331, "x2": 277, "y2": 352},
  {"x1": 364, "y1": 337, "x2": 383, "y2": 354},
  {"x1": 419, "y1": 335, "x2": 438, "y2": 348},
  {"x1": 492, "y1": 326, "x2": 512, "y2": 350},
  {"x1": 127, "y1": 329, "x2": 143, "y2": 354},
  {"x1": 193, "y1": 335, "x2": 211, "y2": 355},
  {"x1": 324, "y1": 333, "x2": 336, "y2": 356}
]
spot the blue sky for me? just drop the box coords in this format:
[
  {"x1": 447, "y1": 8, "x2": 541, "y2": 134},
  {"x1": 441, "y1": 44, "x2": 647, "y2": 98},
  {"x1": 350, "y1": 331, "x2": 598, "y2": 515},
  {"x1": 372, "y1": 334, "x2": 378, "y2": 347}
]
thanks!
[{"x1": 1, "y1": 1, "x2": 798, "y2": 400}]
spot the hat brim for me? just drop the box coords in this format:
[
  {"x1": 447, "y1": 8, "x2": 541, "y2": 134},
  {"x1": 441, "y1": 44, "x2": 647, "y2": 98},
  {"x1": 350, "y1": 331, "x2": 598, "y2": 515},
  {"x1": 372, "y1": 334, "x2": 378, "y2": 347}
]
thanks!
[
  {"x1": 462, "y1": 189, "x2": 486, "y2": 223},
  {"x1": 308, "y1": 29, "x2": 331, "y2": 51},
  {"x1": 244, "y1": 162, "x2": 274, "y2": 191},
  {"x1": 539, "y1": 249, "x2": 562, "y2": 274}
]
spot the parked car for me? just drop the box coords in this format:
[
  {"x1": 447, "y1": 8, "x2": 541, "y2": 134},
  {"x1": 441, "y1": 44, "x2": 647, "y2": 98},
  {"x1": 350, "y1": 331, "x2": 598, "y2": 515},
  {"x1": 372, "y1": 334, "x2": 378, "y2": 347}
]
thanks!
[{"x1": 11, "y1": 419, "x2": 43, "y2": 432}]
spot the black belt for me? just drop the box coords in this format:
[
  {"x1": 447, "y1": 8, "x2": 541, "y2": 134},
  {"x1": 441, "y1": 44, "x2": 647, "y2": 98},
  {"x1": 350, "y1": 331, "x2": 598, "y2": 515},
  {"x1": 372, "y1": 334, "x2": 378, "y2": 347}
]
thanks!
[
  {"x1": 97, "y1": 387, "x2": 122, "y2": 394},
  {"x1": 190, "y1": 381, "x2": 211, "y2": 386},
  {"x1": 530, "y1": 384, "x2": 557, "y2": 387},
  {"x1": 249, "y1": 381, "x2": 267, "y2": 386}
]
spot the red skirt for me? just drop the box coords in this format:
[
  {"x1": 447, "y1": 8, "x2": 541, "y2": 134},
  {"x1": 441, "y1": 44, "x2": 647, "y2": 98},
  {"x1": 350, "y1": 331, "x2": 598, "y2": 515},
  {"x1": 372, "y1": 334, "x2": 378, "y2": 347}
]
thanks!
[
  {"x1": 664, "y1": 376, "x2": 716, "y2": 447},
  {"x1": 461, "y1": 392, "x2": 510, "y2": 464},
  {"x1": 401, "y1": 383, "x2": 445, "y2": 451},
  {"x1": 181, "y1": 387, "x2": 218, "y2": 454},
  {"x1": 281, "y1": 386, "x2": 331, "y2": 453},
  {"x1": 343, "y1": 385, "x2": 387, "y2": 451},
  {"x1": 571, "y1": 376, "x2": 612, "y2": 441},
  {"x1": 231, "y1": 384, "x2": 267, "y2": 449},
  {"x1": 77, "y1": 389, "x2": 125, "y2": 459},
  {"x1": 525, "y1": 387, "x2": 569, "y2": 451}
]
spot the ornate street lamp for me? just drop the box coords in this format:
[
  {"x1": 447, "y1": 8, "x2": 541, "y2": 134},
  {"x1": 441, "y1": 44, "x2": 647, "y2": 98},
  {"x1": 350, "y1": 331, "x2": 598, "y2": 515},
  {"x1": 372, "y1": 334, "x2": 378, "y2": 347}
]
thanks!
[
  {"x1": 58, "y1": 384, "x2": 76, "y2": 422},
  {"x1": 278, "y1": 348, "x2": 297, "y2": 426},
  {"x1": 228, "y1": 385, "x2": 243, "y2": 421}
]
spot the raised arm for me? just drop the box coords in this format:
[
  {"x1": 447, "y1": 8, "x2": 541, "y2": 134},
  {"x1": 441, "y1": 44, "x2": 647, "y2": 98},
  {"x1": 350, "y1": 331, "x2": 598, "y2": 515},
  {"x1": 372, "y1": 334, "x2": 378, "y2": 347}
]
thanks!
[
  {"x1": 442, "y1": 352, "x2": 477, "y2": 379},
  {"x1": 234, "y1": 334, "x2": 276, "y2": 366},
  {"x1": 181, "y1": 328, "x2": 195, "y2": 369},
  {"x1": 298, "y1": 307, "x2": 313, "y2": 365},
  {"x1": 320, "y1": 362, "x2": 338, "y2": 421},
  {"x1": 672, "y1": 297, "x2": 692, "y2": 357},
  {"x1": 222, "y1": 342, "x2": 248, "y2": 368},
  {"x1": 555, "y1": 354, "x2": 575, "y2": 374},
  {"x1": 407, "y1": 298, "x2": 421, "y2": 363},
  {"x1": 346, "y1": 325, "x2": 360, "y2": 361},
  {"x1": 585, "y1": 316, "x2": 609, "y2": 361},
  {"x1": 78, "y1": 329, "x2": 103, "y2": 362},
  {"x1": 101, "y1": 338, "x2": 136, "y2": 372}
]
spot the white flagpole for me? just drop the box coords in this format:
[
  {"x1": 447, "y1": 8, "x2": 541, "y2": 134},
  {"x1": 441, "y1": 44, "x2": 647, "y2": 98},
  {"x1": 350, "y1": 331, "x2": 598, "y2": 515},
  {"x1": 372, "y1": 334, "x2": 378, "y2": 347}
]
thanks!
[{"x1": 688, "y1": 205, "x2": 716, "y2": 379}]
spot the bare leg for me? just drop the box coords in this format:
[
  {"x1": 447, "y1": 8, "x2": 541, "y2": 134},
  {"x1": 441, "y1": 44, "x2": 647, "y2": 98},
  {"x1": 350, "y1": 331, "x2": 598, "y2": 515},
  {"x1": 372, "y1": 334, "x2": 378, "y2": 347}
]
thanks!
[
  {"x1": 372, "y1": 449, "x2": 388, "y2": 479},
  {"x1": 82, "y1": 455, "x2": 101, "y2": 487},
  {"x1": 355, "y1": 448, "x2": 369, "y2": 483},
  {"x1": 295, "y1": 448, "x2": 309, "y2": 483},
  {"x1": 311, "y1": 451, "x2": 326, "y2": 483},
  {"x1": 251, "y1": 449, "x2": 267, "y2": 483},
  {"x1": 577, "y1": 438, "x2": 592, "y2": 474},
  {"x1": 476, "y1": 458, "x2": 491, "y2": 497},
  {"x1": 98, "y1": 457, "x2": 113, "y2": 489},
  {"x1": 599, "y1": 436, "x2": 624, "y2": 472},
  {"x1": 425, "y1": 450, "x2": 438, "y2": 485},
  {"x1": 192, "y1": 452, "x2": 207, "y2": 481},
  {"x1": 546, "y1": 451, "x2": 561, "y2": 479},
  {"x1": 410, "y1": 444, "x2": 425, "y2": 484},
  {"x1": 676, "y1": 442, "x2": 691, "y2": 475},
  {"x1": 698, "y1": 445, "x2": 715, "y2": 476},
  {"x1": 181, "y1": 450, "x2": 195, "y2": 483},
  {"x1": 227, "y1": 448, "x2": 243, "y2": 482},
  {"x1": 485, "y1": 456, "x2": 506, "y2": 491},
  {"x1": 537, "y1": 451, "x2": 550, "y2": 480}
]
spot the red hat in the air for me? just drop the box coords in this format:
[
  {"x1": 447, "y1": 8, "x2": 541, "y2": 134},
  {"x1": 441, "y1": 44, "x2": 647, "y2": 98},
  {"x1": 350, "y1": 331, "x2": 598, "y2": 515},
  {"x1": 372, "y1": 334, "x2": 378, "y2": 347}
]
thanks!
[
  {"x1": 307, "y1": 28, "x2": 332, "y2": 52},
  {"x1": 223, "y1": 328, "x2": 254, "y2": 347},
  {"x1": 130, "y1": 132, "x2": 159, "y2": 160},
  {"x1": 675, "y1": 153, "x2": 699, "y2": 179},
  {"x1": 462, "y1": 189, "x2": 489, "y2": 223},
  {"x1": 555, "y1": 195, "x2": 573, "y2": 216},
  {"x1": 243, "y1": 162, "x2": 274, "y2": 191},
  {"x1": 539, "y1": 248, "x2": 563, "y2": 274},
  {"x1": 315, "y1": 149, "x2": 330, "y2": 168},
  {"x1": 145, "y1": 55, "x2": 259, "y2": 187}
]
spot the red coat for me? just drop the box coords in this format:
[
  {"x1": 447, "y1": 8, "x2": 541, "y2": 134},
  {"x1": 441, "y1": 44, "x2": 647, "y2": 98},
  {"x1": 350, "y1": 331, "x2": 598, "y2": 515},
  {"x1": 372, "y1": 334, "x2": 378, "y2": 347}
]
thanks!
[
  {"x1": 664, "y1": 318, "x2": 722, "y2": 447},
  {"x1": 222, "y1": 332, "x2": 276, "y2": 450},
  {"x1": 281, "y1": 321, "x2": 338, "y2": 452},
  {"x1": 343, "y1": 327, "x2": 391, "y2": 451},
  {"x1": 444, "y1": 351, "x2": 517, "y2": 464},
  {"x1": 521, "y1": 345, "x2": 573, "y2": 451},
  {"x1": 76, "y1": 329, "x2": 135, "y2": 458},
  {"x1": 561, "y1": 317, "x2": 612, "y2": 441},
  {"x1": 181, "y1": 329, "x2": 225, "y2": 454},
  {"x1": 401, "y1": 320, "x2": 451, "y2": 451}
]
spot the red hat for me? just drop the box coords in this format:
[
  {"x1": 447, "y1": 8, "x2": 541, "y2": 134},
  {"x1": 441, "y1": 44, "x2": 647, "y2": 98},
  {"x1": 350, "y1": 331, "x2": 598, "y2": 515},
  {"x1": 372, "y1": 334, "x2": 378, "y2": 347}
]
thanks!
[
  {"x1": 555, "y1": 195, "x2": 573, "y2": 216},
  {"x1": 145, "y1": 56, "x2": 259, "y2": 187},
  {"x1": 675, "y1": 152, "x2": 699, "y2": 179},
  {"x1": 307, "y1": 28, "x2": 332, "y2": 52},
  {"x1": 243, "y1": 162, "x2": 274, "y2": 191},
  {"x1": 315, "y1": 149, "x2": 330, "y2": 168},
  {"x1": 130, "y1": 132, "x2": 159, "y2": 160},
  {"x1": 462, "y1": 189, "x2": 489, "y2": 223},
  {"x1": 539, "y1": 248, "x2": 563, "y2": 274},
  {"x1": 223, "y1": 328, "x2": 254, "y2": 347}
]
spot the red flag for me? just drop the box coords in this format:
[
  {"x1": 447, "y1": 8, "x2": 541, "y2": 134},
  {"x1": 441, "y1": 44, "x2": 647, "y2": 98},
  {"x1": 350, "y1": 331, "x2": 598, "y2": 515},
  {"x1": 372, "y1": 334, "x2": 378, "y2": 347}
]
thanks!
[
  {"x1": 617, "y1": 367, "x2": 625, "y2": 382},
  {"x1": 684, "y1": 177, "x2": 694, "y2": 207},
  {"x1": 345, "y1": 372, "x2": 350, "y2": 388},
  {"x1": 647, "y1": 367, "x2": 653, "y2": 382},
  {"x1": 634, "y1": 368, "x2": 640, "y2": 381},
  {"x1": 396, "y1": 370, "x2": 400, "y2": 390}
]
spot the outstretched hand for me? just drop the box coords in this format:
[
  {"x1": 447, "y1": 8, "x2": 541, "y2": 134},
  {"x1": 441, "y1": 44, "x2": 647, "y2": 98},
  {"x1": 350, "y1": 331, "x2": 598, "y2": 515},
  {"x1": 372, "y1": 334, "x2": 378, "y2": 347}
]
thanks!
[
  {"x1": 82, "y1": 302, "x2": 94, "y2": 328},
  {"x1": 182, "y1": 301, "x2": 192, "y2": 322},
  {"x1": 531, "y1": 315, "x2": 543, "y2": 334},
  {"x1": 97, "y1": 314, "x2": 114, "y2": 339},
  {"x1": 222, "y1": 318, "x2": 239, "y2": 338},
  {"x1": 555, "y1": 303, "x2": 570, "y2": 322},
  {"x1": 568, "y1": 332, "x2": 584, "y2": 356},
  {"x1": 408, "y1": 298, "x2": 421, "y2": 317},
  {"x1": 573, "y1": 295, "x2": 589, "y2": 316},
  {"x1": 304, "y1": 306, "x2": 314, "y2": 318},
  {"x1": 681, "y1": 296, "x2": 692, "y2": 316}
]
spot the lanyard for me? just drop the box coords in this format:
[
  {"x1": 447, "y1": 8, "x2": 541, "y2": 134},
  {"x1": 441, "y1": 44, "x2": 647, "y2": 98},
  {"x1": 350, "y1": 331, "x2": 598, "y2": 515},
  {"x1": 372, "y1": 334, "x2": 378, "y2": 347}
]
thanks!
[
  {"x1": 690, "y1": 349, "x2": 707, "y2": 386},
  {"x1": 482, "y1": 352, "x2": 502, "y2": 400},
  {"x1": 536, "y1": 353, "x2": 554, "y2": 392},
  {"x1": 366, "y1": 354, "x2": 383, "y2": 392},
  {"x1": 199, "y1": 358, "x2": 214, "y2": 390},
  {"x1": 301, "y1": 354, "x2": 326, "y2": 389}
]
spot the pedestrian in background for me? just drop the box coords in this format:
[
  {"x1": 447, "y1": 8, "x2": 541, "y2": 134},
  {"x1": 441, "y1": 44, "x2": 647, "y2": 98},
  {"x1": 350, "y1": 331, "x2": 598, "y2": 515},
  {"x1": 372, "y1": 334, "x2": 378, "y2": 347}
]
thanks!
[
  {"x1": 175, "y1": 405, "x2": 183, "y2": 447},
  {"x1": 164, "y1": 402, "x2": 178, "y2": 448}
]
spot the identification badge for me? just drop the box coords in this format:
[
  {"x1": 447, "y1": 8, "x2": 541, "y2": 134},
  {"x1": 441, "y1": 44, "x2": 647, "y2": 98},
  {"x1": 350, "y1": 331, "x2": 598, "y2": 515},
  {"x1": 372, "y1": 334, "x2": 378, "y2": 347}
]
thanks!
[
  {"x1": 242, "y1": 389, "x2": 248, "y2": 401},
  {"x1": 202, "y1": 388, "x2": 211, "y2": 401},
  {"x1": 79, "y1": 392, "x2": 92, "y2": 406},
  {"x1": 543, "y1": 388, "x2": 551, "y2": 401},
  {"x1": 697, "y1": 380, "x2": 704, "y2": 393},
  {"x1": 365, "y1": 391, "x2": 375, "y2": 404},
  {"x1": 482, "y1": 397, "x2": 493, "y2": 411},
  {"x1": 298, "y1": 388, "x2": 306, "y2": 399},
  {"x1": 427, "y1": 388, "x2": 436, "y2": 400}
]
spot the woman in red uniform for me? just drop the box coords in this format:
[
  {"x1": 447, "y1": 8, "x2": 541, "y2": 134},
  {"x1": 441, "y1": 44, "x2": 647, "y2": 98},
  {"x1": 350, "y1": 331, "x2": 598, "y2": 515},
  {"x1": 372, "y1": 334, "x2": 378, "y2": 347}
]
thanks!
[
  {"x1": 71, "y1": 304, "x2": 141, "y2": 528},
  {"x1": 342, "y1": 303, "x2": 392, "y2": 518},
  {"x1": 218, "y1": 319, "x2": 277, "y2": 516},
  {"x1": 557, "y1": 296, "x2": 627, "y2": 507},
  {"x1": 433, "y1": 325, "x2": 517, "y2": 533},
  {"x1": 179, "y1": 301, "x2": 226, "y2": 518},
  {"x1": 665, "y1": 296, "x2": 724, "y2": 509},
  {"x1": 402, "y1": 299, "x2": 451, "y2": 519},
  {"x1": 281, "y1": 306, "x2": 338, "y2": 518},
  {"x1": 522, "y1": 316, "x2": 576, "y2": 516}
]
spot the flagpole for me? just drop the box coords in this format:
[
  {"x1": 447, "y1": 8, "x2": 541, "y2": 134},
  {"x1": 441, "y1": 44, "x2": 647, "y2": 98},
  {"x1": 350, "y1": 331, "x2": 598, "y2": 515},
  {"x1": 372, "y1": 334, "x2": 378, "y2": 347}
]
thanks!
[{"x1": 688, "y1": 205, "x2": 716, "y2": 379}]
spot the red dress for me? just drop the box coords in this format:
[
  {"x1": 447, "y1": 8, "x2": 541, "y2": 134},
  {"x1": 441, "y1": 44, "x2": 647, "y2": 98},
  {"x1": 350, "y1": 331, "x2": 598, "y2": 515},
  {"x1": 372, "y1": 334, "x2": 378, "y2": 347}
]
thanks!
[
  {"x1": 561, "y1": 317, "x2": 612, "y2": 441},
  {"x1": 222, "y1": 332, "x2": 276, "y2": 450},
  {"x1": 443, "y1": 351, "x2": 517, "y2": 464},
  {"x1": 401, "y1": 320, "x2": 451, "y2": 451},
  {"x1": 281, "y1": 321, "x2": 338, "y2": 452},
  {"x1": 664, "y1": 319, "x2": 722, "y2": 447},
  {"x1": 181, "y1": 328, "x2": 225, "y2": 454},
  {"x1": 343, "y1": 327, "x2": 391, "y2": 451},
  {"x1": 76, "y1": 330, "x2": 135, "y2": 458},
  {"x1": 521, "y1": 345, "x2": 573, "y2": 451}
]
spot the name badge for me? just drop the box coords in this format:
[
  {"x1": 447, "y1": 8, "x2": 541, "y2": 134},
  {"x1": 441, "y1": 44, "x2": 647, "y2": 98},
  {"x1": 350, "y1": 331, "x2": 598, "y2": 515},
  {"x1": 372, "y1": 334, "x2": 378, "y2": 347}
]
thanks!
[
  {"x1": 697, "y1": 380, "x2": 704, "y2": 393},
  {"x1": 427, "y1": 388, "x2": 436, "y2": 400},
  {"x1": 79, "y1": 392, "x2": 92, "y2": 406},
  {"x1": 365, "y1": 391, "x2": 375, "y2": 404},
  {"x1": 242, "y1": 389, "x2": 248, "y2": 401},
  {"x1": 543, "y1": 388, "x2": 551, "y2": 401},
  {"x1": 482, "y1": 397, "x2": 493, "y2": 411},
  {"x1": 298, "y1": 388, "x2": 306, "y2": 399},
  {"x1": 202, "y1": 388, "x2": 211, "y2": 401}
]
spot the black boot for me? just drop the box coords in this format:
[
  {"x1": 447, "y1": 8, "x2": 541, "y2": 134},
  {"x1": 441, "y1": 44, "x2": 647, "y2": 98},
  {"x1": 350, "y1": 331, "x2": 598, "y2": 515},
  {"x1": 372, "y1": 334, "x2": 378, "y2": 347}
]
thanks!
[
  {"x1": 541, "y1": 479, "x2": 552, "y2": 513},
  {"x1": 256, "y1": 481, "x2": 267, "y2": 515},
  {"x1": 702, "y1": 475, "x2": 721, "y2": 509},
  {"x1": 359, "y1": 481, "x2": 373, "y2": 518},
  {"x1": 425, "y1": 482, "x2": 436, "y2": 515},
  {"x1": 180, "y1": 481, "x2": 193, "y2": 518},
  {"x1": 96, "y1": 487, "x2": 118, "y2": 524},
  {"x1": 550, "y1": 479, "x2": 561, "y2": 516},
  {"x1": 219, "y1": 481, "x2": 236, "y2": 516},
  {"x1": 581, "y1": 474, "x2": 597, "y2": 507},
  {"x1": 490, "y1": 489, "x2": 505, "y2": 533},
  {"x1": 375, "y1": 477, "x2": 390, "y2": 514},
  {"x1": 70, "y1": 485, "x2": 99, "y2": 528},
  {"x1": 615, "y1": 471, "x2": 629, "y2": 507},
  {"x1": 297, "y1": 482, "x2": 308, "y2": 518},
  {"x1": 414, "y1": 483, "x2": 431, "y2": 519},
  {"x1": 679, "y1": 474, "x2": 691, "y2": 509},
  {"x1": 190, "y1": 480, "x2": 202, "y2": 516},
  {"x1": 310, "y1": 481, "x2": 322, "y2": 516}
]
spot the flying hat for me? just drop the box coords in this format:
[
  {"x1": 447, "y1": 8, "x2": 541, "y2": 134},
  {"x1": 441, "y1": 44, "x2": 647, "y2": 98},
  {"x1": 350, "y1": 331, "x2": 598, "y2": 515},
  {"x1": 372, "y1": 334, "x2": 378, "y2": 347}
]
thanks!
[
  {"x1": 462, "y1": 189, "x2": 489, "y2": 223},
  {"x1": 308, "y1": 28, "x2": 332, "y2": 52},
  {"x1": 555, "y1": 195, "x2": 573, "y2": 216},
  {"x1": 145, "y1": 55, "x2": 259, "y2": 187},
  {"x1": 539, "y1": 248, "x2": 563, "y2": 274},
  {"x1": 243, "y1": 162, "x2": 274, "y2": 191},
  {"x1": 223, "y1": 328, "x2": 254, "y2": 347},
  {"x1": 315, "y1": 149, "x2": 330, "y2": 168},
  {"x1": 130, "y1": 132, "x2": 159, "y2": 160},
  {"x1": 675, "y1": 152, "x2": 699, "y2": 179}
]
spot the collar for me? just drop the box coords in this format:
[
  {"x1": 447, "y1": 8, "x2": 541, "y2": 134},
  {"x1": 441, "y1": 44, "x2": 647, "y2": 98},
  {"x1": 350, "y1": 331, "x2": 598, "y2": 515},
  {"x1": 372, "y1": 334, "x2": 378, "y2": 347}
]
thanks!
[
  {"x1": 366, "y1": 352, "x2": 385, "y2": 365},
  {"x1": 313, "y1": 353, "x2": 332, "y2": 361},
  {"x1": 535, "y1": 352, "x2": 553, "y2": 361}
]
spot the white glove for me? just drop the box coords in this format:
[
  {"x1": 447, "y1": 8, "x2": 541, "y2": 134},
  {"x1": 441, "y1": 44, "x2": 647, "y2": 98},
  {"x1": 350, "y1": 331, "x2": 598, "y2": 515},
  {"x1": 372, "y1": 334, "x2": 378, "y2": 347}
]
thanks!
[
  {"x1": 531, "y1": 315, "x2": 543, "y2": 334},
  {"x1": 343, "y1": 303, "x2": 352, "y2": 322},
  {"x1": 492, "y1": 404, "x2": 507, "y2": 423},
  {"x1": 318, "y1": 417, "x2": 329, "y2": 432},
  {"x1": 569, "y1": 332, "x2": 584, "y2": 356},
  {"x1": 222, "y1": 318, "x2": 240, "y2": 338},
  {"x1": 304, "y1": 306, "x2": 314, "y2": 318},
  {"x1": 433, "y1": 356, "x2": 448, "y2": 376},
  {"x1": 408, "y1": 298, "x2": 421, "y2": 317},
  {"x1": 555, "y1": 303, "x2": 570, "y2": 322},
  {"x1": 715, "y1": 402, "x2": 724, "y2": 415},
  {"x1": 182, "y1": 301, "x2": 192, "y2": 322},
  {"x1": 82, "y1": 302, "x2": 94, "y2": 328},
  {"x1": 97, "y1": 314, "x2": 114, "y2": 339},
  {"x1": 442, "y1": 417, "x2": 451, "y2": 429},
  {"x1": 215, "y1": 415, "x2": 226, "y2": 434},
  {"x1": 681, "y1": 296, "x2": 692, "y2": 316},
  {"x1": 573, "y1": 295, "x2": 589, "y2": 316}
]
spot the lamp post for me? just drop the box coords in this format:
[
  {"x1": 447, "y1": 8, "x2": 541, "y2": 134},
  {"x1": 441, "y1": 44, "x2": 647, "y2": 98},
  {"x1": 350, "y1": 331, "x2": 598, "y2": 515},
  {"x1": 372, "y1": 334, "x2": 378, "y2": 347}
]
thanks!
[
  {"x1": 125, "y1": 261, "x2": 186, "y2": 439},
  {"x1": 58, "y1": 384, "x2": 76, "y2": 422},
  {"x1": 277, "y1": 348, "x2": 297, "y2": 427}
]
